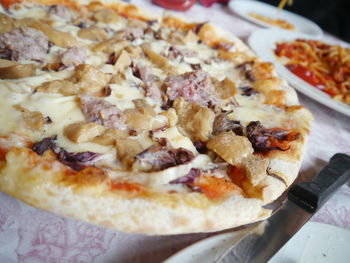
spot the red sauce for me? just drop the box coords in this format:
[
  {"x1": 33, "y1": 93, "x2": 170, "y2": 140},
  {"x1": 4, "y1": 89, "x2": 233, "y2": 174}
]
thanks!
[
  {"x1": 111, "y1": 182, "x2": 143, "y2": 192},
  {"x1": 286, "y1": 63, "x2": 332, "y2": 92},
  {"x1": 0, "y1": 147, "x2": 7, "y2": 161},
  {"x1": 152, "y1": 0, "x2": 195, "y2": 11}
]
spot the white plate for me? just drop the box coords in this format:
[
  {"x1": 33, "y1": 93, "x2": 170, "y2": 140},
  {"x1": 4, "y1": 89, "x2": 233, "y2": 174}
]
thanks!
[
  {"x1": 163, "y1": 222, "x2": 350, "y2": 263},
  {"x1": 229, "y1": 0, "x2": 323, "y2": 37},
  {"x1": 248, "y1": 29, "x2": 350, "y2": 117}
]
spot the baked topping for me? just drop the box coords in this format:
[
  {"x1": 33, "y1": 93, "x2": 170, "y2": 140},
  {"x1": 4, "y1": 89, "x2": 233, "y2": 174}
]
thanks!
[
  {"x1": 213, "y1": 113, "x2": 243, "y2": 136},
  {"x1": 32, "y1": 136, "x2": 101, "y2": 171},
  {"x1": 163, "y1": 70, "x2": 220, "y2": 106},
  {"x1": 59, "y1": 47, "x2": 87, "y2": 67},
  {"x1": 80, "y1": 95, "x2": 127, "y2": 130},
  {"x1": 0, "y1": 27, "x2": 49, "y2": 62},
  {"x1": 0, "y1": 2, "x2": 309, "y2": 206},
  {"x1": 48, "y1": 5, "x2": 74, "y2": 21},
  {"x1": 246, "y1": 121, "x2": 300, "y2": 153},
  {"x1": 135, "y1": 145, "x2": 194, "y2": 172},
  {"x1": 132, "y1": 63, "x2": 162, "y2": 102}
]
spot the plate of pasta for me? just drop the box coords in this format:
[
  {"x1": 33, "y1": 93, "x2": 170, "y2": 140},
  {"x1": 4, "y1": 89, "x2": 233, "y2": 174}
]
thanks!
[
  {"x1": 249, "y1": 29, "x2": 350, "y2": 117},
  {"x1": 229, "y1": 0, "x2": 323, "y2": 37}
]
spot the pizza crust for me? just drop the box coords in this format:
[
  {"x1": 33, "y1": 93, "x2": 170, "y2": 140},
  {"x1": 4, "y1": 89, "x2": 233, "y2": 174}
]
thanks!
[{"x1": 0, "y1": 147, "x2": 270, "y2": 234}]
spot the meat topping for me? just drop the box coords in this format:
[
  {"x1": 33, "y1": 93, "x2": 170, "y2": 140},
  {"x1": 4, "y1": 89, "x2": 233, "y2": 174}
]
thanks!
[
  {"x1": 123, "y1": 27, "x2": 144, "y2": 40},
  {"x1": 80, "y1": 95, "x2": 126, "y2": 130},
  {"x1": 135, "y1": 145, "x2": 194, "y2": 172},
  {"x1": 59, "y1": 47, "x2": 87, "y2": 67},
  {"x1": 132, "y1": 63, "x2": 162, "y2": 102},
  {"x1": 170, "y1": 168, "x2": 201, "y2": 187},
  {"x1": 48, "y1": 5, "x2": 73, "y2": 21},
  {"x1": 163, "y1": 70, "x2": 221, "y2": 107},
  {"x1": 0, "y1": 27, "x2": 49, "y2": 62},
  {"x1": 165, "y1": 46, "x2": 197, "y2": 61}
]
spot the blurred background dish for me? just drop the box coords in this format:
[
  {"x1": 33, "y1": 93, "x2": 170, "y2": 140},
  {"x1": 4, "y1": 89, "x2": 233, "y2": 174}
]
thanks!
[
  {"x1": 229, "y1": 0, "x2": 323, "y2": 37},
  {"x1": 163, "y1": 222, "x2": 350, "y2": 263},
  {"x1": 249, "y1": 29, "x2": 350, "y2": 116}
]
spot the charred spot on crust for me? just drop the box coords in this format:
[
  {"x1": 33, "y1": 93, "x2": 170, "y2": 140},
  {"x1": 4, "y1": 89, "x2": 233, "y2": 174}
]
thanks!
[{"x1": 266, "y1": 167, "x2": 287, "y2": 187}]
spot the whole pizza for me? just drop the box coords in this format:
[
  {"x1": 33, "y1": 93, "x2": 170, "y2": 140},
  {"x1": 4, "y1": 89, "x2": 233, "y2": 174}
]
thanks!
[{"x1": 0, "y1": 0, "x2": 313, "y2": 234}]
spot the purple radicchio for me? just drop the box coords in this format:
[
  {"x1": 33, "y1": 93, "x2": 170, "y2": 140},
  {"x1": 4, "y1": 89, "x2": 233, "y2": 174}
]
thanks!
[
  {"x1": 246, "y1": 121, "x2": 300, "y2": 153},
  {"x1": 31, "y1": 136, "x2": 101, "y2": 171},
  {"x1": 135, "y1": 145, "x2": 194, "y2": 172},
  {"x1": 170, "y1": 168, "x2": 203, "y2": 192}
]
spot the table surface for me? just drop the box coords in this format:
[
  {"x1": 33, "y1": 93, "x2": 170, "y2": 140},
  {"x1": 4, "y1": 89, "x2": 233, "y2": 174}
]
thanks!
[{"x1": 0, "y1": 1, "x2": 349, "y2": 263}]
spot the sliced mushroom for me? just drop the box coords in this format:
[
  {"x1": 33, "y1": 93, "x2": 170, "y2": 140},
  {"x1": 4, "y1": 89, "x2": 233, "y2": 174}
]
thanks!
[
  {"x1": 0, "y1": 63, "x2": 36, "y2": 79},
  {"x1": 36, "y1": 80, "x2": 78, "y2": 95},
  {"x1": 23, "y1": 19, "x2": 79, "y2": 48},
  {"x1": 115, "y1": 138, "x2": 144, "y2": 167},
  {"x1": 113, "y1": 50, "x2": 131, "y2": 73},
  {"x1": 93, "y1": 9, "x2": 120, "y2": 24},
  {"x1": 14, "y1": 105, "x2": 44, "y2": 131},
  {"x1": 173, "y1": 97, "x2": 215, "y2": 142},
  {"x1": 71, "y1": 64, "x2": 110, "y2": 93},
  {"x1": 215, "y1": 77, "x2": 237, "y2": 100},
  {"x1": 0, "y1": 14, "x2": 16, "y2": 34},
  {"x1": 93, "y1": 38, "x2": 129, "y2": 53},
  {"x1": 77, "y1": 26, "x2": 109, "y2": 41},
  {"x1": 92, "y1": 128, "x2": 128, "y2": 146},
  {"x1": 207, "y1": 131, "x2": 254, "y2": 165},
  {"x1": 64, "y1": 122, "x2": 106, "y2": 143},
  {"x1": 141, "y1": 43, "x2": 174, "y2": 71}
]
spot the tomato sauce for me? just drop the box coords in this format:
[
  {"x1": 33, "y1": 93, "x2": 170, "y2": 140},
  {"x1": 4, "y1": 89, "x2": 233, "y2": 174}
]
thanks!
[{"x1": 152, "y1": 0, "x2": 195, "y2": 11}]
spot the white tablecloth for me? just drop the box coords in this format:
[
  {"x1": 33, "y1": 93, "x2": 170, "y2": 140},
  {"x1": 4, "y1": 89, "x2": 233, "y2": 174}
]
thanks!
[{"x1": 0, "y1": 1, "x2": 349, "y2": 262}]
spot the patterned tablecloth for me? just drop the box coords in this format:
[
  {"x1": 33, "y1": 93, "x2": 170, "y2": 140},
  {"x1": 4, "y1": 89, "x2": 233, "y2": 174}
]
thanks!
[{"x1": 0, "y1": 1, "x2": 349, "y2": 262}]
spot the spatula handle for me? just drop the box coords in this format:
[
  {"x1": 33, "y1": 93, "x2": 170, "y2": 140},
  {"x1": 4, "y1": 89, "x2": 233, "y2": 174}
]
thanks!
[{"x1": 288, "y1": 153, "x2": 350, "y2": 213}]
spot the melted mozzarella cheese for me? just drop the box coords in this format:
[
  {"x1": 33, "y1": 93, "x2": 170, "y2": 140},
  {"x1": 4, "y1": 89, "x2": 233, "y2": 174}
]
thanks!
[
  {"x1": 0, "y1": 89, "x2": 27, "y2": 134},
  {"x1": 106, "y1": 83, "x2": 145, "y2": 111},
  {"x1": 153, "y1": 127, "x2": 198, "y2": 153},
  {"x1": 0, "y1": 3, "x2": 298, "y2": 185}
]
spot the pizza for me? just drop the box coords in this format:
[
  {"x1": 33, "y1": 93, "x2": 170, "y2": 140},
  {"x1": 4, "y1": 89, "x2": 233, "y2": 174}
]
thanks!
[
  {"x1": 0, "y1": 0, "x2": 313, "y2": 234},
  {"x1": 275, "y1": 39, "x2": 350, "y2": 105}
]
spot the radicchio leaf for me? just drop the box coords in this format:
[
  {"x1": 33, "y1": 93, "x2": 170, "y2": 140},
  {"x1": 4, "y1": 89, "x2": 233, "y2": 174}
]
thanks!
[
  {"x1": 57, "y1": 149, "x2": 100, "y2": 171},
  {"x1": 135, "y1": 145, "x2": 195, "y2": 172},
  {"x1": 31, "y1": 136, "x2": 100, "y2": 171},
  {"x1": 213, "y1": 113, "x2": 243, "y2": 136},
  {"x1": 32, "y1": 135, "x2": 57, "y2": 155},
  {"x1": 246, "y1": 121, "x2": 299, "y2": 153},
  {"x1": 170, "y1": 168, "x2": 201, "y2": 184},
  {"x1": 170, "y1": 168, "x2": 203, "y2": 192}
]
